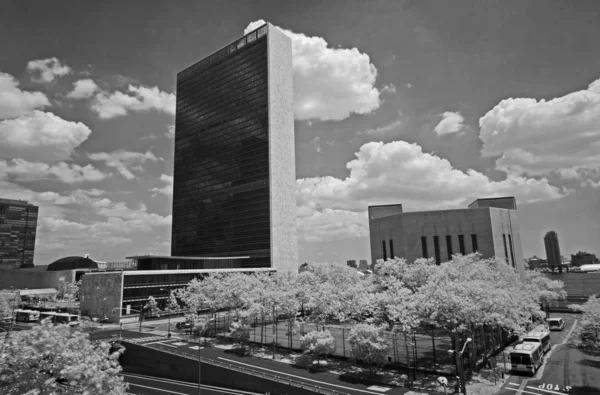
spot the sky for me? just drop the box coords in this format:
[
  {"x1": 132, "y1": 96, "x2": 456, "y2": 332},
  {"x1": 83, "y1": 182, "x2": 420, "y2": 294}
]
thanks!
[{"x1": 1, "y1": 0, "x2": 600, "y2": 266}]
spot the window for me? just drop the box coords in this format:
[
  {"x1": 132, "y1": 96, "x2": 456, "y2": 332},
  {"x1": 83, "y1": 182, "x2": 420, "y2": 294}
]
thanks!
[
  {"x1": 421, "y1": 236, "x2": 428, "y2": 258},
  {"x1": 458, "y1": 235, "x2": 466, "y2": 255},
  {"x1": 257, "y1": 25, "x2": 267, "y2": 37},
  {"x1": 508, "y1": 234, "x2": 516, "y2": 268},
  {"x1": 433, "y1": 236, "x2": 441, "y2": 265},
  {"x1": 502, "y1": 234, "x2": 509, "y2": 264},
  {"x1": 382, "y1": 240, "x2": 388, "y2": 261},
  {"x1": 446, "y1": 235, "x2": 453, "y2": 260},
  {"x1": 389, "y1": 239, "x2": 395, "y2": 259},
  {"x1": 471, "y1": 234, "x2": 478, "y2": 252}
]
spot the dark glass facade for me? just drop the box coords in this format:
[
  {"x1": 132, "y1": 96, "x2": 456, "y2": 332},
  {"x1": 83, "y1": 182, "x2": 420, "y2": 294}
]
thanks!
[
  {"x1": 0, "y1": 199, "x2": 38, "y2": 268},
  {"x1": 172, "y1": 26, "x2": 271, "y2": 268}
]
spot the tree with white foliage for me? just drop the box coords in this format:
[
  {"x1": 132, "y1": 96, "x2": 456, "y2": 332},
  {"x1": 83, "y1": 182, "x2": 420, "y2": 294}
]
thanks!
[
  {"x1": 569, "y1": 295, "x2": 600, "y2": 352},
  {"x1": 299, "y1": 330, "x2": 336, "y2": 366},
  {"x1": 143, "y1": 296, "x2": 160, "y2": 318},
  {"x1": 347, "y1": 323, "x2": 390, "y2": 376},
  {"x1": 0, "y1": 322, "x2": 127, "y2": 395}
]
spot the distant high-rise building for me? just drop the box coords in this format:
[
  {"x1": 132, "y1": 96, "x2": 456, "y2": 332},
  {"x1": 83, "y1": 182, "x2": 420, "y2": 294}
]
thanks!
[
  {"x1": 171, "y1": 23, "x2": 297, "y2": 273},
  {"x1": 0, "y1": 198, "x2": 38, "y2": 268},
  {"x1": 544, "y1": 231, "x2": 562, "y2": 272}
]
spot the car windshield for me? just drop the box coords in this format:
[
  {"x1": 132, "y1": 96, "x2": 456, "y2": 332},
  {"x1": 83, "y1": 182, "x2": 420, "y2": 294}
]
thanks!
[{"x1": 523, "y1": 337, "x2": 540, "y2": 343}]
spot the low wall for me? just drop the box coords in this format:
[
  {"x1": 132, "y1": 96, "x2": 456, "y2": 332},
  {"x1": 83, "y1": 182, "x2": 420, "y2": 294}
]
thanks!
[{"x1": 120, "y1": 341, "x2": 320, "y2": 395}]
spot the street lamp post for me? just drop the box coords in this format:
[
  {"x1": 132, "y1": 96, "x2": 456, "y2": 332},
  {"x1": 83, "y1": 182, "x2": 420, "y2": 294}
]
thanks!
[
  {"x1": 448, "y1": 337, "x2": 472, "y2": 395},
  {"x1": 111, "y1": 307, "x2": 142, "y2": 337},
  {"x1": 160, "y1": 288, "x2": 171, "y2": 337}
]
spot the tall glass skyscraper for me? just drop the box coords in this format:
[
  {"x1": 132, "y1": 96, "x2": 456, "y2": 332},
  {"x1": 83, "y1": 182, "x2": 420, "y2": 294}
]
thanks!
[
  {"x1": 171, "y1": 23, "x2": 297, "y2": 273},
  {"x1": 0, "y1": 198, "x2": 38, "y2": 268}
]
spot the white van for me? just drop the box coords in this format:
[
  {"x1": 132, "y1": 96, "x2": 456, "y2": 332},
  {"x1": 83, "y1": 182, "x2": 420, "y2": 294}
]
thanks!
[{"x1": 546, "y1": 317, "x2": 564, "y2": 331}]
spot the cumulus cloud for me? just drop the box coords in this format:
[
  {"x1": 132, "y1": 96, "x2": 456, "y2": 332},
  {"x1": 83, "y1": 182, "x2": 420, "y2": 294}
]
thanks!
[
  {"x1": 480, "y1": 76, "x2": 600, "y2": 187},
  {"x1": 297, "y1": 208, "x2": 368, "y2": 242},
  {"x1": 245, "y1": 20, "x2": 382, "y2": 122},
  {"x1": 150, "y1": 174, "x2": 173, "y2": 196},
  {"x1": 434, "y1": 111, "x2": 465, "y2": 135},
  {"x1": 91, "y1": 85, "x2": 176, "y2": 118},
  {"x1": 0, "y1": 179, "x2": 169, "y2": 252},
  {"x1": 66, "y1": 78, "x2": 99, "y2": 99},
  {"x1": 165, "y1": 125, "x2": 175, "y2": 138},
  {"x1": 26, "y1": 58, "x2": 72, "y2": 83},
  {"x1": 0, "y1": 110, "x2": 91, "y2": 162},
  {"x1": 296, "y1": 140, "x2": 569, "y2": 243},
  {"x1": 87, "y1": 150, "x2": 159, "y2": 179},
  {"x1": 0, "y1": 159, "x2": 107, "y2": 183},
  {"x1": 0, "y1": 72, "x2": 50, "y2": 119}
]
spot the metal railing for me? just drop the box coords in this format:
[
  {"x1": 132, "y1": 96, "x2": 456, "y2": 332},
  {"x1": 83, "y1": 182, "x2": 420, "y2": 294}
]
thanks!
[{"x1": 134, "y1": 340, "x2": 352, "y2": 395}]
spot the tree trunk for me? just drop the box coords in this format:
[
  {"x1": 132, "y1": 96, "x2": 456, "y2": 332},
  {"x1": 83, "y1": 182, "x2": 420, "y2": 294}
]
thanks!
[{"x1": 404, "y1": 332, "x2": 411, "y2": 374}]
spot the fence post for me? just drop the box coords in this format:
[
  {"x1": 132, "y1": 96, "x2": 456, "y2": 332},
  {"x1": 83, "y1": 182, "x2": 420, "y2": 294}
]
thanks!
[
  {"x1": 412, "y1": 331, "x2": 418, "y2": 379},
  {"x1": 431, "y1": 327, "x2": 436, "y2": 369},
  {"x1": 341, "y1": 328, "x2": 345, "y2": 357}
]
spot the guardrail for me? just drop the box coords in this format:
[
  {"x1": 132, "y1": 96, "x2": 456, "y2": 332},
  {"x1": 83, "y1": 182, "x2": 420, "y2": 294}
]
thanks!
[{"x1": 133, "y1": 341, "x2": 352, "y2": 395}]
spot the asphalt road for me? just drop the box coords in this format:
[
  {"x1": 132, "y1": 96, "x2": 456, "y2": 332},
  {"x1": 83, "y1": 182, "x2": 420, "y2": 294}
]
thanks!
[
  {"x1": 123, "y1": 372, "x2": 264, "y2": 395},
  {"x1": 125, "y1": 336, "x2": 444, "y2": 395},
  {"x1": 496, "y1": 313, "x2": 600, "y2": 395}
]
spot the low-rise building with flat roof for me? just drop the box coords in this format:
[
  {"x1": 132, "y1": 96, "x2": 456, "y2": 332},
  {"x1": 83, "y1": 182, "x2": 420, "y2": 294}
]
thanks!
[{"x1": 368, "y1": 197, "x2": 525, "y2": 280}]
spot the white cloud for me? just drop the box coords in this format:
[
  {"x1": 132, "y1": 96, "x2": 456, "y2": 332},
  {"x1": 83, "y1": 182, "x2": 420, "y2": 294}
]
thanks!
[
  {"x1": 296, "y1": 140, "x2": 569, "y2": 243},
  {"x1": 87, "y1": 150, "x2": 159, "y2": 179},
  {"x1": 479, "y1": 77, "x2": 600, "y2": 187},
  {"x1": 0, "y1": 159, "x2": 107, "y2": 183},
  {"x1": 434, "y1": 111, "x2": 465, "y2": 135},
  {"x1": 0, "y1": 72, "x2": 50, "y2": 119},
  {"x1": 361, "y1": 116, "x2": 404, "y2": 137},
  {"x1": 150, "y1": 174, "x2": 173, "y2": 196},
  {"x1": 66, "y1": 78, "x2": 99, "y2": 99},
  {"x1": 26, "y1": 58, "x2": 71, "y2": 83},
  {"x1": 297, "y1": 208, "x2": 368, "y2": 242},
  {"x1": 165, "y1": 125, "x2": 175, "y2": 138},
  {"x1": 245, "y1": 20, "x2": 382, "y2": 122},
  {"x1": 92, "y1": 85, "x2": 176, "y2": 119},
  {"x1": 0, "y1": 110, "x2": 91, "y2": 162},
  {"x1": 312, "y1": 137, "x2": 322, "y2": 153}
]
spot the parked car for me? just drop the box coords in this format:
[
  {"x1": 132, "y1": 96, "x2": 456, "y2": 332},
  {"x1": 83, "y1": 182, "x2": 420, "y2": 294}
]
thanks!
[
  {"x1": 546, "y1": 317, "x2": 565, "y2": 331},
  {"x1": 176, "y1": 322, "x2": 193, "y2": 330}
]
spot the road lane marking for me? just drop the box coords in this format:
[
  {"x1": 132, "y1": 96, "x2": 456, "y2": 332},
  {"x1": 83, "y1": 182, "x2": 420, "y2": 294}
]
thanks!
[
  {"x1": 505, "y1": 387, "x2": 553, "y2": 395},
  {"x1": 561, "y1": 319, "x2": 578, "y2": 345},
  {"x1": 217, "y1": 356, "x2": 383, "y2": 395},
  {"x1": 507, "y1": 382, "x2": 520, "y2": 386},
  {"x1": 526, "y1": 385, "x2": 568, "y2": 395},
  {"x1": 122, "y1": 373, "x2": 262, "y2": 394},
  {"x1": 144, "y1": 340, "x2": 177, "y2": 346},
  {"x1": 127, "y1": 383, "x2": 187, "y2": 395}
]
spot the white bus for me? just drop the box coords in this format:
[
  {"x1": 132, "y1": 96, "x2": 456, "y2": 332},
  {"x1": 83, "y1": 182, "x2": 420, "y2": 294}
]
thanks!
[
  {"x1": 54, "y1": 313, "x2": 80, "y2": 326},
  {"x1": 15, "y1": 309, "x2": 40, "y2": 322},
  {"x1": 40, "y1": 311, "x2": 58, "y2": 323},
  {"x1": 522, "y1": 330, "x2": 552, "y2": 354},
  {"x1": 510, "y1": 343, "x2": 544, "y2": 375}
]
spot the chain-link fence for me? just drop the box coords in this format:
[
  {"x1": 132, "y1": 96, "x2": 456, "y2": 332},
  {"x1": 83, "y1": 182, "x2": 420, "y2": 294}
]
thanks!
[{"x1": 196, "y1": 311, "x2": 516, "y2": 377}]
